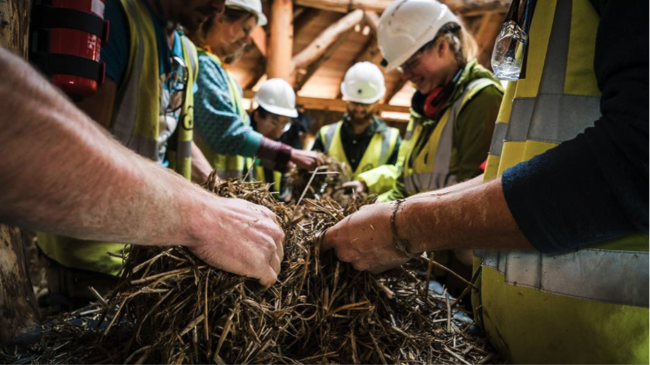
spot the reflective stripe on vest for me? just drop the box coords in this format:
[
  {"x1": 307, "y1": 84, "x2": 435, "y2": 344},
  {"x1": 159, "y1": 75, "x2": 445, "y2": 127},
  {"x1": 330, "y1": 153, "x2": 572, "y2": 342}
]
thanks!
[
  {"x1": 320, "y1": 121, "x2": 399, "y2": 179},
  {"x1": 245, "y1": 158, "x2": 282, "y2": 193},
  {"x1": 477, "y1": 0, "x2": 649, "y2": 362},
  {"x1": 195, "y1": 50, "x2": 248, "y2": 180},
  {"x1": 403, "y1": 78, "x2": 496, "y2": 194},
  {"x1": 36, "y1": 0, "x2": 197, "y2": 276},
  {"x1": 110, "y1": 0, "x2": 194, "y2": 179}
]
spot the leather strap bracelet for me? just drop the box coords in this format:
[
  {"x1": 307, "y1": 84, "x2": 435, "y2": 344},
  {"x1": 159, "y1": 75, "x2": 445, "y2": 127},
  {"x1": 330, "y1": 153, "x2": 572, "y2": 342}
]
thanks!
[{"x1": 390, "y1": 199, "x2": 421, "y2": 258}]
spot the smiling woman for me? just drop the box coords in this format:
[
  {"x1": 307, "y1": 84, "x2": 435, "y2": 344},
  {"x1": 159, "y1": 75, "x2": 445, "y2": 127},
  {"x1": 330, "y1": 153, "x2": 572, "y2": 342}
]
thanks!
[
  {"x1": 355, "y1": 0, "x2": 504, "y2": 202},
  {"x1": 187, "y1": 0, "x2": 323, "y2": 183}
]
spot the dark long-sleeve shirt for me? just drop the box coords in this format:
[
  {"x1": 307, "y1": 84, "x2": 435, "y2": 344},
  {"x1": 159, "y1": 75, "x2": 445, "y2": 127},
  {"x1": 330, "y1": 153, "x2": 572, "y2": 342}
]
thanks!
[{"x1": 502, "y1": 0, "x2": 648, "y2": 253}]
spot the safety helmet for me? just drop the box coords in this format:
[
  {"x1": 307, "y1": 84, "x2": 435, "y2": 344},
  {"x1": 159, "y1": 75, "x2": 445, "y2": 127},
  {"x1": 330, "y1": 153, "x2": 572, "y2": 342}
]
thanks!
[
  {"x1": 340, "y1": 62, "x2": 386, "y2": 104},
  {"x1": 225, "y1": 0, "x2": 267, "y2": 26},
  {"x1": 254, "y1": 78, "x2": 299, "y2": 118},
  {"x1": 378, "y1": 0, "x2": 459, "y2": 72}
]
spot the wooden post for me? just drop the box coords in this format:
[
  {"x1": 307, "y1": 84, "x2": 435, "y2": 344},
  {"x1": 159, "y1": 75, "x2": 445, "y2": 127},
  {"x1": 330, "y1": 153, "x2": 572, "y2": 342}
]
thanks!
[
  {"x1": 267, "y1": 0, "x2": 293, "y2": 82},
  {"x1": 0, "y1": 0, "x2": 40, "y2": 341},
  {"x1": 0, "y1": 0, "x2": 31, "y2": 57}
]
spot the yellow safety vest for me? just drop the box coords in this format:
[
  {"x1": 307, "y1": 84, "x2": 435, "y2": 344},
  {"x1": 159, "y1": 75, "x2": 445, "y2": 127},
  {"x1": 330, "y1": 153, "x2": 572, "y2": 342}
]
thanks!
[
  {"x1": 37, "y1": 0, "x2": 198, "y2": 276},
  {"x1": 475, "y1": 0, "x2": 649, "y2": 363},
  {"x1": 402, "y1": 78, "x2": 499, "y2": 194},
  {"x1": 194, "y1": 50, "x2": 248, "y2": 179},
  {"x1": 245, "y1": 157, "x2": 283, "y2": 194},
  {"x1": 319, "y1": 120, "x2": 400, "y2": 180}
]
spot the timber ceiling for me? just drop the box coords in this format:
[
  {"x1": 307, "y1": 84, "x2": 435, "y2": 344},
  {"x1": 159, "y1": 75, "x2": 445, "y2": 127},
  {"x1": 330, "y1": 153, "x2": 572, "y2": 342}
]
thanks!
[{"x1": 227, "y1": 0, "x2": 509, "y2": 123}]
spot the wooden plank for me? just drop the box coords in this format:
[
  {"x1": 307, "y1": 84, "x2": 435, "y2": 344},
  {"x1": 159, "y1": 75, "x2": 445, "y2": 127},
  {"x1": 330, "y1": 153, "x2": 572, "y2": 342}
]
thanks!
[
  {"x1": 267, "y1": 0, "x2": 293, "y2": 81},
  {"x1": 294, "y1": 29, "x2": 354, "y2": 91},
  {"x1": 292, "y1": 9, "x2": 364, "y2": 71}
]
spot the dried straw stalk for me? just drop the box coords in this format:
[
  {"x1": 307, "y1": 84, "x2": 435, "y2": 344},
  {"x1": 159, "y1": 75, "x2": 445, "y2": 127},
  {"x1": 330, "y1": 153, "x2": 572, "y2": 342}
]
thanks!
[{"x1": 2, "y1": 171, "x2": 497, "y2": 364}]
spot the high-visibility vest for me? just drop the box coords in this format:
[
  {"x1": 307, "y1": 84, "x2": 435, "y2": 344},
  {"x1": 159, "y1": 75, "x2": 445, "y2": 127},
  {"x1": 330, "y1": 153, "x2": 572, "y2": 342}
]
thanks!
[
  {"x1": 319, "y1": 120, "x2": 400, "y2": 179},
  {"x1": 37, "y1": 0, "x2": 198, "y2": 276},
  {"x1": 245, "y1": 157, "x2": 282, "y2": 194},
  {"x1": 194, "y1": 50, "x2": 248, "y2": 179},
  {"x1": 402, "y1": 78, "x2": 499, "y2": 194},
  {"x1": 475, "y1": 0, "x2": 649, "y2": 362}
]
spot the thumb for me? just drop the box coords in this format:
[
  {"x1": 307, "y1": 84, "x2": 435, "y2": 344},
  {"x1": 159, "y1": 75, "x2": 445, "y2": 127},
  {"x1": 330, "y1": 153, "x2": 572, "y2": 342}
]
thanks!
[{"x1": 258, "y1": 267, "x2": 278, "y2": 289}]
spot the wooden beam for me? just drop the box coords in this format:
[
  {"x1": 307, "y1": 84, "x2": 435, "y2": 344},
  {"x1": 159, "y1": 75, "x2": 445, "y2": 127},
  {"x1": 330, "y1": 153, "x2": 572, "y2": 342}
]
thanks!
[
  {"x1": 250, "y1": 27, "x2": 267, "y2": 57},
  {"x1": 292, "y1": 9, "x2": 364, "y2": 71},
  {"x1": 294, "y1": 29, "x2": 354, "y2": 91},
  {"x1": 245, "y1": 58, "x2": 267, "y2": 90},
  {"x1": 292, "y1": 7, "x2": 322, "y2": 36},
  {"x1": 0, "y1": 0, "x2": 40, "y2": 342},
  {"x1": 362, "y1": 11, "x2": 379, "y2": 34},
  {"x1": 244, "y1": 90, "x2": 410, "y2": 116},
  {"x1": 355, "y1": 38, "x2": 382, "y2": 64},
  {"x1": 295, "y1": 0, "x2": 509, "y2": 15},
  {"x1": 383, "y1": 77, "x2": 408, "y2": 104},
  {"x1": 267, "y1": 0, "x2": 293, "y2": 81}
]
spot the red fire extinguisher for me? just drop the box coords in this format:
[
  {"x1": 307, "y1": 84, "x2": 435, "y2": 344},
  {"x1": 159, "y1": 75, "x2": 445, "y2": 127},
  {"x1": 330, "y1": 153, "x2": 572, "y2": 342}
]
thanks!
[{"x1": 30, "y1": 0, "x2": 110, "y2": 99}]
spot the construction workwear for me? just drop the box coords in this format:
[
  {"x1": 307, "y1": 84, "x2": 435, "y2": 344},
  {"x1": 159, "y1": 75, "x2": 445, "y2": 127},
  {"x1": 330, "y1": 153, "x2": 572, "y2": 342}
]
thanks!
[
  {"x1": 37, "y1": 0, "x2": 198, "y2": 276},
  {"x1": 318, "y1": 119, "x2": 400, "y2": 179},
  {"x1": 377, "y1": 0, "x2": 459, "y2": 72},
  {"x1": 225, "y1": 0, "x2": 267, "y2": 26},
  {"x1": 358, "y1": 60, "x2": 501, "y2": 201},
  {"x1": 254, "y1": 78, "x2": 298, "y2": 118},
  {"x1": 245, "y1": 157, "x2": 283, "y2": 194},
  {"x1": 340, "y1": 62, "x2": 386, "y2": 104},
  {"x1": 195, "y1": 49, "x2": 248, "y2": 179},
  {"x1": 400, "y1": 77, "x2": 498, "y2": 194},
  {"x1": 476, "y1": 0, "x2": 649, "y2": 362}
]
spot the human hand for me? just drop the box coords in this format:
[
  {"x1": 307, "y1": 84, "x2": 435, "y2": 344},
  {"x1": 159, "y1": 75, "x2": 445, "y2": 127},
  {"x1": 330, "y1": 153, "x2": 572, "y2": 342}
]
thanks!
[
  {"x1": 290, "y1": 149, "x2": 326, "y2": 170},
  {"x1": 341, "y1": 180, "x2": 368, "y2": 194},
  {"x1": 187, "y1": 197, "x2": 285, "y2": 287},
  {"x1": 321, "y1": 202, "x2": 419, "y2": 274}
]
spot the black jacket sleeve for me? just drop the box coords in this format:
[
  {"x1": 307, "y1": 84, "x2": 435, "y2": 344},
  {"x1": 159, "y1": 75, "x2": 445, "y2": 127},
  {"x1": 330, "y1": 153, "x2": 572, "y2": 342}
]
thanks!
[{"x1": 501, "y1": 0, "x2": 648, "y2": 253}]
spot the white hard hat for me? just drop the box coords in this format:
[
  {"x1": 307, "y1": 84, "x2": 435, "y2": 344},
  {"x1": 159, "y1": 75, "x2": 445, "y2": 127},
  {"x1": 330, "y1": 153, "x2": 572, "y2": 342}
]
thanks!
[
  {"x1": 378, "y1": 0, "x2": 459, "y2": 72},
  {"x1": 340, "y1": 62, "x2": 386, "y2": 104},
  {"x1": 254, "y1": 78, "x2": 298, "y2": 118},
  {"x1": 225, "y1": 0, "x2": 267, "y2": 26}
]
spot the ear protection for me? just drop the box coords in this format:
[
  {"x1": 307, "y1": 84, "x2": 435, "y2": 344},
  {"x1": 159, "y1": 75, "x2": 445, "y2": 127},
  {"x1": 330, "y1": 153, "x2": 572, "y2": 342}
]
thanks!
[{"x1": 423, "y1": 67, "x2": 463, "y2": 118}]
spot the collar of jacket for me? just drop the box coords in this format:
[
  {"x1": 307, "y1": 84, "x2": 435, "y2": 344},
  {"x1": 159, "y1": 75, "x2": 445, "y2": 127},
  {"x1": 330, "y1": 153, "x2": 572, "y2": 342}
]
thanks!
[{"x1": 410, "y1": 59, "x2": 501, "y2": 122}]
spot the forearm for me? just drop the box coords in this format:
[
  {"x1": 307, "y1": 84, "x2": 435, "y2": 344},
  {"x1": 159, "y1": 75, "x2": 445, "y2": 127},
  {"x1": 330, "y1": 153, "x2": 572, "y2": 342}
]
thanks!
[
  {"x1": 0, "y1": 48, "x2": 207, "y2": 247},
  {"x1": 408, "y1": 174, "x2": 484, "y2": 200},
  {"x1": 191, "y1": 141, "x2": 213, "y2": 183},
  {"x1": 398, "y1": 177, "x2": 533, "y2": 253}
]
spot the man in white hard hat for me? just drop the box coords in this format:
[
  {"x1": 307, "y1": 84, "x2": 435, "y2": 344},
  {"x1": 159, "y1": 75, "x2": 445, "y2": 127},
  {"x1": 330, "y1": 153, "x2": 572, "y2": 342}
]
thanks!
[
  {"x1": 246, "y1": 78, "x2": 300, "y2": 198},
  {"x1": 312, "y1": 62, "x2": 401, "y2": 181}
]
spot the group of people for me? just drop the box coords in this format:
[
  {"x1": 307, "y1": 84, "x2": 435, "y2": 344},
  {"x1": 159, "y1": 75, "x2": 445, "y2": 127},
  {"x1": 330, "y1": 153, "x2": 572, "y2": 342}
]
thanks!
[{"x1": 0, "y1": 0, "x2": 646, "y2": 362}]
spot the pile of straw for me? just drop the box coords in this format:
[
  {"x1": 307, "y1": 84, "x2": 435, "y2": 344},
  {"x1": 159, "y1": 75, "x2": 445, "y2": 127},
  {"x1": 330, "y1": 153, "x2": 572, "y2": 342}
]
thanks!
[
  {"x1": 288, "y1": 154, "x2": 351, "y2": 203},
  {"x1": 2, "y1": 173, "x2": 497, "y2": 364}
]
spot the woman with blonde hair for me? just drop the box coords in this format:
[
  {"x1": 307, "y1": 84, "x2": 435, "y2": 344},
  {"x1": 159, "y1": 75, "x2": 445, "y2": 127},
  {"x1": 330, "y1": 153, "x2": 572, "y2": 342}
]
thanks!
[
  {"x1": 189, "y1": 0, "x2": 321, "y2": 181},
  {"x1": 346, "y1": 0, "x2": 503, "y2": 201}
]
